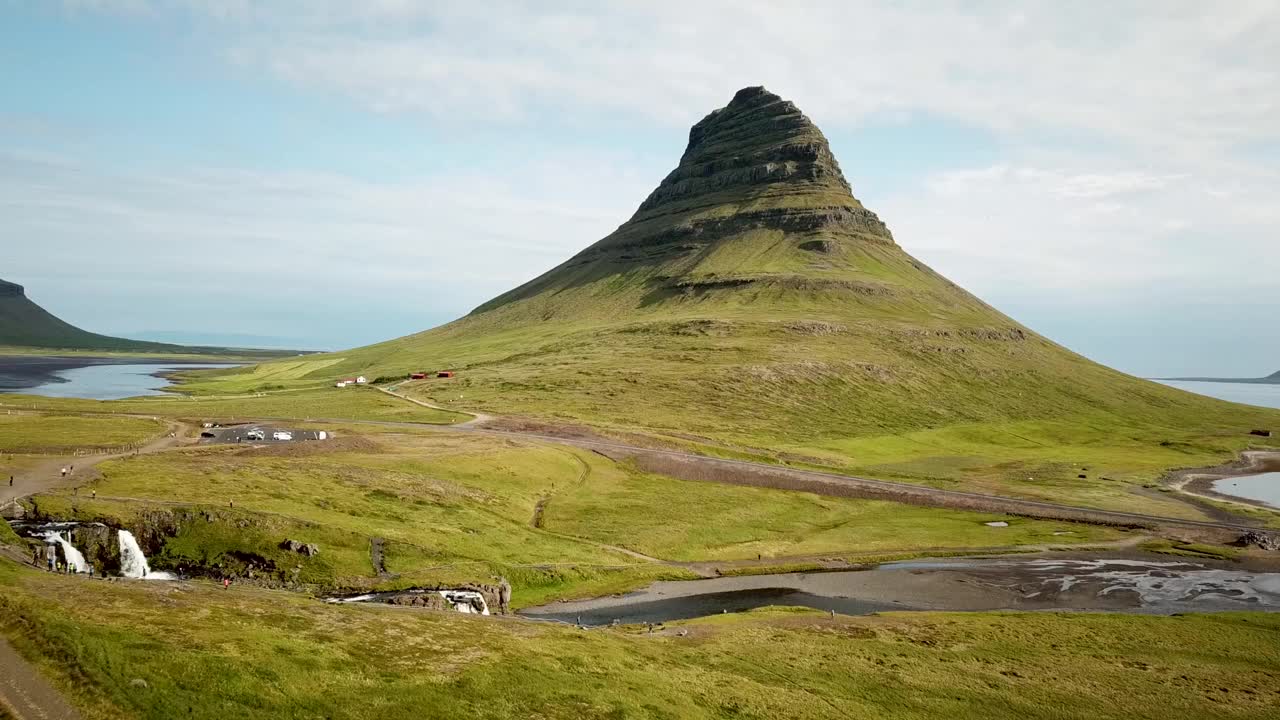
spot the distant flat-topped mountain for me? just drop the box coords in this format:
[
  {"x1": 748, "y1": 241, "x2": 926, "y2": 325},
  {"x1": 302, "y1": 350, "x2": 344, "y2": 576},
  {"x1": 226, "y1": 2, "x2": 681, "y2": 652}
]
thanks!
[
  {"x1": 210, "y1": 87, "x2": 1277, "y2": 452},
  {"x1": 1162, "y1": 370, "x2": 1280, "y2": 385},
  {"x1": 0, "y1": 277, "x2": 296, "y2": 357}
]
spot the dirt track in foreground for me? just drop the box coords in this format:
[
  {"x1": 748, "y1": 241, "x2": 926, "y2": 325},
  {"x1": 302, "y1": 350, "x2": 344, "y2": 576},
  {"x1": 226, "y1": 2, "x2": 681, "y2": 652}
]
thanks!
[{"x1": 0, "y1": 638, "x2": 82, "y2": 720}]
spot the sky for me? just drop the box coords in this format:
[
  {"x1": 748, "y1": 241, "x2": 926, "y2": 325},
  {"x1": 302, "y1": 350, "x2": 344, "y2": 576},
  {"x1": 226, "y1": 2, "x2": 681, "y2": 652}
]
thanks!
[{"x1": 2, "y1": 1, "x2": 1277, "y2": 377}]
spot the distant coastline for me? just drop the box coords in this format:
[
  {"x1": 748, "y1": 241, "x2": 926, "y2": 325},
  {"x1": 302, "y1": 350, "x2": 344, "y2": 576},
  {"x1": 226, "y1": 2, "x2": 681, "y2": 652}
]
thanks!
[{"x1": 1157, "y1": 371, "x2": 1280, "y2": 385}]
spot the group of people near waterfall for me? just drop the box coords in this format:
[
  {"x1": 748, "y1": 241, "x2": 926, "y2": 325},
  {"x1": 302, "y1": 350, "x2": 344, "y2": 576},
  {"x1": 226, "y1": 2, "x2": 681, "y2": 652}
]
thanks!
[{"x1": 33, "y1": 546, "x2": 94, "y2": 577}]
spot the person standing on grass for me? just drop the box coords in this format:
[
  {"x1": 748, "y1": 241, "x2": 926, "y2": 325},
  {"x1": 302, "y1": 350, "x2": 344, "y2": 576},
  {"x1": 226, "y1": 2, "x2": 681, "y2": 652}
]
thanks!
[{"x1": 8, "y1": 475, "x2": 12, "y2": 487}]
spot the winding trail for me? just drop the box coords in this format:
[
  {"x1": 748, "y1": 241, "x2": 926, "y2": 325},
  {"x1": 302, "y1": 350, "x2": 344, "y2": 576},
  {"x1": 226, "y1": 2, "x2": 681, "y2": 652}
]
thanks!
[
  {"x1": 1, "y1": 418, "x2": 189, "y2": 513},
  {"x1": 376, "y1": 385, "x2": 492, "y2": 428}
]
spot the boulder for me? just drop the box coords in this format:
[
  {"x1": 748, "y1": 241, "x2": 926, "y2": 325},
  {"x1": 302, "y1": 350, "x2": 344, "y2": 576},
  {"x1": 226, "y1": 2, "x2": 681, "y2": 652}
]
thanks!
[
  {"x1": 279, "y1": 539, "x2": 319, "y2": 556},
  {"x1": 1237, "y1": 531, "x2": 1279, "y2": 551}
]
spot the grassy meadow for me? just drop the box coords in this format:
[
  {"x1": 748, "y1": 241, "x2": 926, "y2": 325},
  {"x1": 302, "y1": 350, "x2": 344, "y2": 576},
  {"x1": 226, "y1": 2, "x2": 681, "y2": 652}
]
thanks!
[
  {"x1": 21, "y1": 429, "x2": 1123, "y2": 602},
  {"x1": 0, "y1": 413, "x2": 164, "y2": 453},
  {"x1": 2, "y1": 559, "x2": 1278, "y2": 720}
]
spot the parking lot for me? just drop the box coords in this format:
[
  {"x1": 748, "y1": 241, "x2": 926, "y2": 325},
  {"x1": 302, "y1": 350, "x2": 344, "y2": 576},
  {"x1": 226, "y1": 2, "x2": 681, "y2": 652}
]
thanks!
[{"x1": 199, "y1": 424, "x2": 328, "y2": 444}]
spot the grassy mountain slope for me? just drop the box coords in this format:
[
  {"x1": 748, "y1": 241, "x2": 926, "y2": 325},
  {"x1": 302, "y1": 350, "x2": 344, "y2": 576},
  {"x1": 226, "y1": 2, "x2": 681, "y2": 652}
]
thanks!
[{"x1": 196, "y1": 87, "x2": 1279, "y2": 504}]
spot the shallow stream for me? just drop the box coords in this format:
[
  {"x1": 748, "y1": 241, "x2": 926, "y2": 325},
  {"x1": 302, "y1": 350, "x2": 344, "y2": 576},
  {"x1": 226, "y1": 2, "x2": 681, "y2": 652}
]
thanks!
[{"x1": 519, "y1": 556, "x2": 1280, "y2": 626}]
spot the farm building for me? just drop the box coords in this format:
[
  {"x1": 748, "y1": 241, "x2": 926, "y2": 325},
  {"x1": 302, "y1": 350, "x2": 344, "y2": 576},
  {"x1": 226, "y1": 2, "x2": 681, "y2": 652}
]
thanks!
[{"x1": 438, "y1": 371, "x2": 455, "y2": 378}]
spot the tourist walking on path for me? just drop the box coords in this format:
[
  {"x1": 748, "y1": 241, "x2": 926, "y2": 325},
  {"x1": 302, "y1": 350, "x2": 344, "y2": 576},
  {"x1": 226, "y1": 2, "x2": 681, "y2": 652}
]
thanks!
[
  {"x1": 60, "y1": 467, "x2": 67, "y2": 478},
  {"x1": 8, "y1": 475, "x2": 12, "y2": 487}
]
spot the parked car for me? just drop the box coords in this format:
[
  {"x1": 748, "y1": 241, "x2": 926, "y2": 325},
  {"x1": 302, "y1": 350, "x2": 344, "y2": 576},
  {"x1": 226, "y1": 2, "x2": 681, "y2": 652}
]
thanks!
[
  {"x1": 246, "y1": 429, "x2": 265, "y2": 441},
  {"x1": 272, "y1": 431, "x2": 293, "y2": 441}
]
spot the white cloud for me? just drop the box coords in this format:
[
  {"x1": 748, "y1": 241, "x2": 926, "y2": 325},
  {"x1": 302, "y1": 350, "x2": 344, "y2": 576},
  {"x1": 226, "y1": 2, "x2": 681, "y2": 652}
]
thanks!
[
  {"x1": 888, "y1": 160, "x2": 1279, "y2": 305},
  {"x1": 81, "y1": 1, "x2": 1280, "y2": 160}
]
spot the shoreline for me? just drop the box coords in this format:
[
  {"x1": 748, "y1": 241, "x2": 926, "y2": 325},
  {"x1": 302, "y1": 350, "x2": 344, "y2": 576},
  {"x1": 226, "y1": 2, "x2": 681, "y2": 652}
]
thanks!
[
  {"x1": 0, "y1": 355, "x2": 239, "y2": 395},
  {"x1": 1164, "y1": 450, "x2": 1280, "y2": 512}
]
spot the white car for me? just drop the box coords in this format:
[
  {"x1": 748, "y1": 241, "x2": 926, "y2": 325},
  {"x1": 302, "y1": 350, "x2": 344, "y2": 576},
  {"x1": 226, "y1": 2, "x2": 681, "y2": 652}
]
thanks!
[
  {"x1": 246, "y1": 429, "x2": 265, "y2": 441},
  {"x1": 272, "y1": 431, "x2": 293, "y2": 441}
]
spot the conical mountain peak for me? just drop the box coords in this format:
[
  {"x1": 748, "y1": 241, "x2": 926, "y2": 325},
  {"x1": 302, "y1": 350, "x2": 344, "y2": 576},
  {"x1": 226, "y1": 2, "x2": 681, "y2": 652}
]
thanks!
[
  {"x1": 631, "y1": 86, "x2": 857, "y2": 221},
  {"x1": 471, "y1": 87, "x2": 897, "y2": 315}
]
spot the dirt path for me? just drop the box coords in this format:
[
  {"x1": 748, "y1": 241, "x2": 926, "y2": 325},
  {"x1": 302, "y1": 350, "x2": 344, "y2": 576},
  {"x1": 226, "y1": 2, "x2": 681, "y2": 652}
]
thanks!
[
  {"x1": 0, "y1": 638, "x2": 82, "y2": 720},
  {"x1": 375, "y1": 386, "x2": 492, "y2": 428},
  {"x1": 1, "y1": 419, "x2": 190, "y2": 514}
]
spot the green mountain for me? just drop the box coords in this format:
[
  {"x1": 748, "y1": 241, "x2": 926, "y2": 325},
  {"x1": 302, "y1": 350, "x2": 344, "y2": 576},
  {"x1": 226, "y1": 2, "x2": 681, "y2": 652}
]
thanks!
[
  {"x1": 0, "y1": 277, "x2": 293, "y2": 357},
  {"x1": 205, "y1": 87, "x2": 1277, "y2": 499}
]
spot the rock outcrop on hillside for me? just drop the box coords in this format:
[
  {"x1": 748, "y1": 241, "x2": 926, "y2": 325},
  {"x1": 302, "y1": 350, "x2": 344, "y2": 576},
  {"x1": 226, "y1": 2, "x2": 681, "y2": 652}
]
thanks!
[{"x1": 0, "y1": 279, "x2": 24, "y2": 298}]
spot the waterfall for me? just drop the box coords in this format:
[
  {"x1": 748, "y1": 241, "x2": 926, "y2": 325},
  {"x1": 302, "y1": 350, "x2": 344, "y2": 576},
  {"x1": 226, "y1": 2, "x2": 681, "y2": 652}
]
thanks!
[
  {"x1": 117, "y1": 529, "x2": 175, "y2": 580},
  {"x1": 42, "y1": 531, "x2": 88, "y2": 573},
  {"x1": 118, "y1": 529, "x2": 152, "y2": 578}
]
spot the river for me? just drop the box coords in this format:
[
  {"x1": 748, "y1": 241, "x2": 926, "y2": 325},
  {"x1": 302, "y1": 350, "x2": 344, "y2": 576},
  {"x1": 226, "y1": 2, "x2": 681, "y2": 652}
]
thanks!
[{"x1": 520, "y1": 555, "x2": 1280, "y2": 626}]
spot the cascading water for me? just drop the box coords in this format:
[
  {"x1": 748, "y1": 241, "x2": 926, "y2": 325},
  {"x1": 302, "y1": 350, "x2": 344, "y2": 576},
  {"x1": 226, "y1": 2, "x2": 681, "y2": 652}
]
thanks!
[
  {"x1": 42, "y1": 531, "x2": 88, "y2": 573},
  {"x1": 118, "y1": 529, "x2": 175, "y2": 580},
  {"x1": 118, "y1": 529, "x2": 151, "y2": 578}
]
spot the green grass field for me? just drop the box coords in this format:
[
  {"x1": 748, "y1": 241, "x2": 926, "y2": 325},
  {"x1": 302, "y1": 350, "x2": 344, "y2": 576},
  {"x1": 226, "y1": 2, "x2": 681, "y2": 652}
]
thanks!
[
  {"x1": 23, "y1": 430, "x2": 1123, "y2": 600},
  {"x1": 0, "y1": 414, "x2": 164, "y2": 453},
  {"x1": 2, "y1": 559, "x2": 1277, "y2": 720},
  {"x1": 544, "y1": 457, "x2": 1124, "y2": 561}
]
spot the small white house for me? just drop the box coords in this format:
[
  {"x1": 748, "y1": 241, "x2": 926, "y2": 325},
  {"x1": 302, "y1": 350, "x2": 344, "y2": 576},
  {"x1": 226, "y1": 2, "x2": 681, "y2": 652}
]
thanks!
[
  {"x1": 335, "y1": 381, "x2": 348, "y2": 388},
  {"x1": 355, "y1": 376, "x2": 368, "y2": 385}
]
